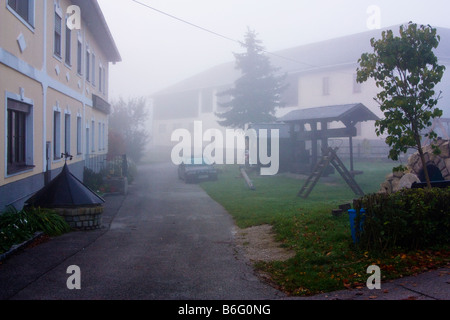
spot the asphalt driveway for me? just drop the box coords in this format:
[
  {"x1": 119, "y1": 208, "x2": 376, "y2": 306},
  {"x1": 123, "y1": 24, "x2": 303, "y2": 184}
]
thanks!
[{"x1": 0, "y1": 162, "x2": 285, "y2": 300}]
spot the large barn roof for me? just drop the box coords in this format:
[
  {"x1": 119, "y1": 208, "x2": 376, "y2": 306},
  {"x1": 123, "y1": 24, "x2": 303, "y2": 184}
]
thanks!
[{"x1": 152, "y1": 24, "x2": 450, "y2": 97}]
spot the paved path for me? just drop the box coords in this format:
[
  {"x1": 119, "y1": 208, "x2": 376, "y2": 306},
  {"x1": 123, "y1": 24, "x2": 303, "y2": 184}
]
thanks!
[
  {"x1": 1, "y1": 162, "x2": 448, "y2": 301},
  {"x1": 0, "y1": 163, "x2": 284, "y2": 300}
]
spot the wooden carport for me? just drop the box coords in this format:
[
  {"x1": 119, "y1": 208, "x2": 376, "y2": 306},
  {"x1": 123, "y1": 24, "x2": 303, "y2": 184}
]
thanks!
[{"x1": 279, "y1": 103, "x2": 380, "y2": 175}]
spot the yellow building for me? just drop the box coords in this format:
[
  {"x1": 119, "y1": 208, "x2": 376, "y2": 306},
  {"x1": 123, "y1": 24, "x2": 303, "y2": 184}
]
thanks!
[{"x1": 1, "y1": 0, "x2": 121, "y2": 210}]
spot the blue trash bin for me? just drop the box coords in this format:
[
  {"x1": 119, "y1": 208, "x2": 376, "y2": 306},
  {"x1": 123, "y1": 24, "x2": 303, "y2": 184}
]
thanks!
[
  {"x1": 348, "y1": 209, "x2": 357, "y2": 243},
  {"x1": 348, "y1": 209, "x2": 366, "y2": 244}
]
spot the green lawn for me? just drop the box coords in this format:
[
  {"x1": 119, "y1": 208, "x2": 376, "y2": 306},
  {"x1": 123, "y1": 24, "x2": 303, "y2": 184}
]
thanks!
[
  {"x1": 200, "y1": 160, "x2": 450, "y2": 296},
  {"x1": 201, "y1": 160, "x2": 395, "y2": 229}
]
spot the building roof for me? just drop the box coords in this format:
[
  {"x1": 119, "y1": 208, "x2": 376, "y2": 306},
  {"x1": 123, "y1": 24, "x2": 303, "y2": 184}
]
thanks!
[
  {"x1": 25, "y1": 163, "x2": 105, "y2": 208},
  {"x1": 248, "y1": 122, "x2": 291, "y2": 139},
  {"x1": 279, "y1": 103, "x2": 380, "y2": 125},
  {"x1": 152, "y1": 24, "x2": 450, "y2": 97},
  {"x1": 72, "y1": 0, "x2": 121, "y2": 63}
]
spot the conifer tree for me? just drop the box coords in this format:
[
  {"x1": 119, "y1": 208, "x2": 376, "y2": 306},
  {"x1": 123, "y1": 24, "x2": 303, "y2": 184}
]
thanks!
[{"x1": 216, "y1": 29, "x2": 287, "y2": 130}]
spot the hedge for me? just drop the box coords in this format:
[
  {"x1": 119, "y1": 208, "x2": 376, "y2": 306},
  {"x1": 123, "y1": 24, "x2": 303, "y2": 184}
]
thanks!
[{"x1": 353, "y1": 188, "x2": 450, "y2": 253}]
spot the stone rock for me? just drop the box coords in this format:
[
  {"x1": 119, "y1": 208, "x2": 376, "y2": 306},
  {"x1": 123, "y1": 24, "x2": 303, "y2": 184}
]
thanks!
[
  {"x1": 437, "y1": 158, "x2": 446, "y2": 171},
  {"x1": 393, "y1": 171, "x2": 404, "y2": 178},
  {"x1": 412, "y1": 160, "x2": 423, "y2": 175},
  {"x1": 391, "y1": 179, "x2": 400, "y2": 192},
  {"x1": 380, "y1": 181, "x2": 392, "y2": 194},
  {"x1": 439, "y1": 142, "x2": 450, "y2": 158},
  {"x1": 445, "y1": 158, "x2": 450, "y2": 172},
  {"x1": 408, "y1": 154, "x2": 419, "y2": 168},
  {"x1": 382, "y1": 140, "x2": 450, "y2": 193},
  {"x1": 395, "y1": 173, "x2": 421, "y2": 191}
]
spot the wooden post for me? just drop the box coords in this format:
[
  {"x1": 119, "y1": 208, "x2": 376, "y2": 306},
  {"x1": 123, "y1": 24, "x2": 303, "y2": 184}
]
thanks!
[
  {"x1": 321, "y1": 121, "x2": 328, "y2": 152},
  {"x1": 240, "y1": 167, "x2": 255, "y2": 190},
  {"x1": 349, "y1": 135, "x2": 354, "y2": 173},
  {"x1": 289, "y1": 123, "x2": 296, "y2": 170},
  {"x1": 311, "y1": 122, "x2": 318, "y2": 173}
]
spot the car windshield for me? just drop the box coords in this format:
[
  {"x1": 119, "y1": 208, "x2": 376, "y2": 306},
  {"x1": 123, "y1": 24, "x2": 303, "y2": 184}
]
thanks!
[{"x1": 183, "y1": 158, "x2": 213, "y2": 166}]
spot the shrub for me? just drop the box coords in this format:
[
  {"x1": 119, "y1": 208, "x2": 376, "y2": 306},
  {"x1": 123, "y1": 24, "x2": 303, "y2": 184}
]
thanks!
[
  {"x1": 0, "y1": 207, "x2": 71, "y2": 255},
  {"x1": 353, "y1": 188, "x2": 450, "y2": 253},
  {"x1": 25, "y1": 207, "x2": 72, "y2": 236},
  {"x1": 83, "y1": 167, "x2": 105, "y2": 191}
]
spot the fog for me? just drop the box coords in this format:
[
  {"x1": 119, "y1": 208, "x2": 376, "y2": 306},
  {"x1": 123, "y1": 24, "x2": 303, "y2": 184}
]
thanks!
[{"x1": 98, "y1": 0, "x2": 450, "y2": 100}]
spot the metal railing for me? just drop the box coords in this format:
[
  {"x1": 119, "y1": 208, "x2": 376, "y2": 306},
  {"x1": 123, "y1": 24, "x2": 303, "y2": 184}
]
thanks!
[{"x1": 84, "y1": 154, "x2": 128, "y2": 178}]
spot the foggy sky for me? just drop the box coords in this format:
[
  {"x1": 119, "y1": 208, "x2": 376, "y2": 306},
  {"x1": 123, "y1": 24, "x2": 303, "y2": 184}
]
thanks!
[{"x1": 97, "y1": 0, "x2": 450, "y2": 100}]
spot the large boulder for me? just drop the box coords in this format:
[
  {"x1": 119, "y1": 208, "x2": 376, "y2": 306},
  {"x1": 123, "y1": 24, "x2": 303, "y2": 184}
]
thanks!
[{"x1": 395, "y1": 173, "x2": 421, "y2": 192}]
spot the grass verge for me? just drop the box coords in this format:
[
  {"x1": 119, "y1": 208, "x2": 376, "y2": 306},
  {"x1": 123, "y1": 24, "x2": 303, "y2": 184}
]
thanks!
[{"x1": 200, "y1": 160, "x2": 450, "y2": 296}]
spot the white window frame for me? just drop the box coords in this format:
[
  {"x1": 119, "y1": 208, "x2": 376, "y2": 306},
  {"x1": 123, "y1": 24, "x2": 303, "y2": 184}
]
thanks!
[
  {"x1": 103, "y1": 66, "x2": 106, "y2": 96},
  {"x1": 76, "y1": 114, "x2": 82, "y2": 155},
  {"x1": 76, "y1": 32, "x2": 83, "y2": 76},
  {"x1": 53, "y1": 1, "x2": 63, "y2": 59},
  {"x1": 53, "y1": 106, "x2": 61, "y2": 161},
  {"x1": 322, "y1": 77, "x2": 330, "y2": 96},
  {"x1": 91, "y1": 119, "x2": 95, "y2": 152},
  {"x1": 64, "y1": 110, "x2": 71, "y2": 155},
  {"x1": 98, "y1": 63, "x2": 103, "y2": 93},
  {"x1": 353, "y1": 73, "x2": 362, "y2": 94},
  {"x1": 102, "y1": 123, "x2": 106, "y2": 150},
  {"x1": 86, "y1": 46, "x2": 91, "y2": 82},
  {"x1": 6, "y1": 0, "x2": 35, "y2": 31},
  {"x1": 4, "y1": 91, "x2": 34, "y2": 177},
  {"x1": 91, "y1": 52, "x2": 96, "y2": 86},
  {"x1": 65, "y1": 15, "x2": 72, "y2": 67}
]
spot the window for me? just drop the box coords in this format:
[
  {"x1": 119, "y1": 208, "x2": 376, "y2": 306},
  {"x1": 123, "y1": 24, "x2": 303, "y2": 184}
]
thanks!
[
  {"x1": 54, "y1": 12, "x2": 62, "y2": 58},
  {"x1": 85, "y1": 127, "x2": 90, "y2": 155},
  {"x1": 99, "y1": 65, "x2": 103, "y2": 92},
  {"x1": 102, "y1": 123, "x2": 106, "y2": 151},
  {"x1": 201, "y1": 89, "x2": 213, "y2": 113},
  {"x1": 353, "y1": 74, "x2": 362, "y2": 94},
  {"x1": 77, "y1": 116, "x2": 82, "y2": 154},
  {"x1": 64, "y1": 113, "x2": 71, "y2": 154},
  {"x1": 98, "y1": 122, "x2": 101, "y2": 151},
  {"x1": 91, "y1": 120, "x2": 95, "y2": 152},
  {"x1": 53, "y1": 111, "x2": 61, "y2": 159},
  {"x1": 86, "y1": 49, "x2": 90, "y2": 82},
  {"x1": 77, "y1": 39, "x2": 82, "y2": 75},
  {"x1": 322, "y1": 77, "x2": 330, "y2": 96},
  {"x1": 92, "y1": 54, "x2": 96, "y2": 86},
  {"x1": 7, "y1": 99, "x2": 32, "y2": 174},
  {"x1": 65, "y1": 23, "x2": 72, "y2": 65},
  {"x1": 7, "y1": 0, "x2": 34, "y2": 27},
  {"x1": 98, "y1": 64, "x2": 103, "y2": 92},
  {"x1": 103, "y1": 67, "x2": 106, "y2": 95}
]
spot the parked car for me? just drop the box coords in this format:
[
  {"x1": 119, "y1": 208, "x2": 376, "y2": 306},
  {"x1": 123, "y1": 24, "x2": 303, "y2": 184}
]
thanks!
[{"x1": 178, "y1": 158, "x2": 218, "y2": 183}]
